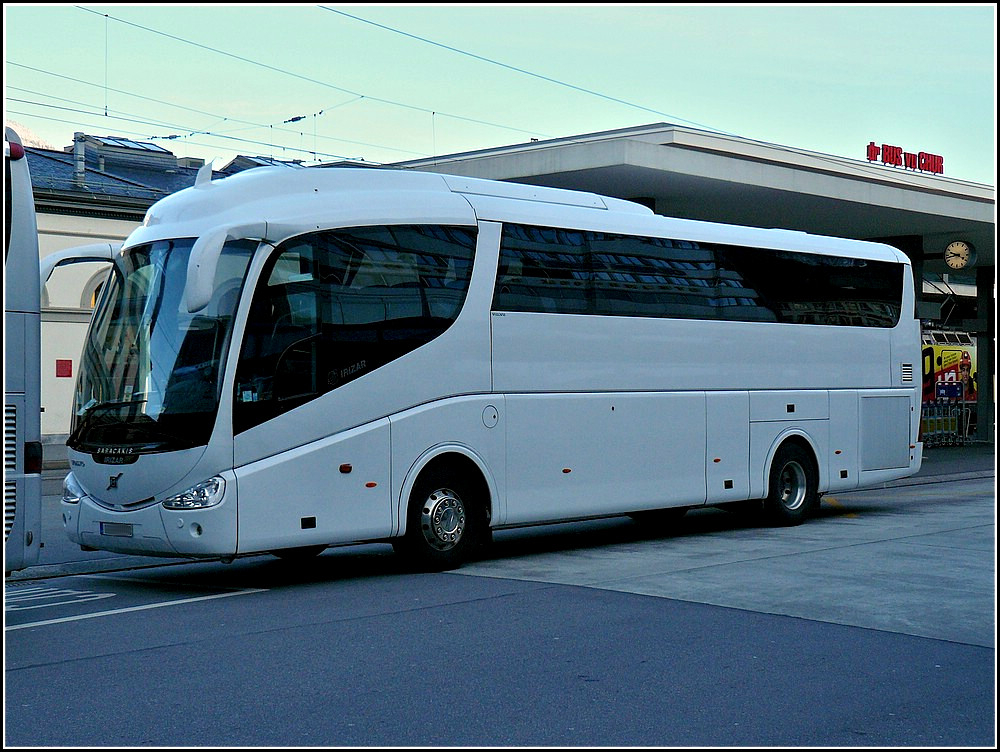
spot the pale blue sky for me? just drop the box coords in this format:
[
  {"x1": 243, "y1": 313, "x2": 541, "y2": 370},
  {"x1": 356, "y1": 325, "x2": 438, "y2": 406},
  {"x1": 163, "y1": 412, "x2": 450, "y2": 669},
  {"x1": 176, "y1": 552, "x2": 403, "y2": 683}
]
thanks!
[{"x1": 4, "y1": 4, "x2": 996, "y2": 183}]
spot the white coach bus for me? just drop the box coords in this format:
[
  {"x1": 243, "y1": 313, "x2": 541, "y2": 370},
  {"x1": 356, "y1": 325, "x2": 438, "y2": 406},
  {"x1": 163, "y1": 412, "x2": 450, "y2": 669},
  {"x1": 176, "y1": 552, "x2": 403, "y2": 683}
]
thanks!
[
  {"x1": 5, "y1": 127, "x2": 43, "y2": 574},
  {"x1": 59, "y1": 166, "x2": 922, "y2": 570}
]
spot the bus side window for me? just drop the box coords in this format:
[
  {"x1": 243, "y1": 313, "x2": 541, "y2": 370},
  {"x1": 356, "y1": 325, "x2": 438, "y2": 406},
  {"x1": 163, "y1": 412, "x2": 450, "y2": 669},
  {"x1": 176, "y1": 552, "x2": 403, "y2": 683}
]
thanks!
[{"x1": 233, "y1": 224, "x2": 476, "y2": 434}]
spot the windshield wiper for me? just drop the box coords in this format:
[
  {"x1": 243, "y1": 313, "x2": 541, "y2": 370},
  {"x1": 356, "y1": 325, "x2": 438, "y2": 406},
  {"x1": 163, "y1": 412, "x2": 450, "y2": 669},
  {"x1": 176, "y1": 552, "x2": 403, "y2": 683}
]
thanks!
[
  {"x1": 85, "y1": 398, "x2": 148, "y2": 414},
  {"x1": 79, "y1": 399, "x2": 148, "y2": 423},
  {"x1": 71, "y1": 399, "x2": 148, "y2": 437}
]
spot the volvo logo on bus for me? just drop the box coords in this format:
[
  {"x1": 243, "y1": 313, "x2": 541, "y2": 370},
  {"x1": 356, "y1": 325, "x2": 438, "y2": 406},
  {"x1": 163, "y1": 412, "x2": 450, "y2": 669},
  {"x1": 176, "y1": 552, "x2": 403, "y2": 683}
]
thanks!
[{"x1": 107, "y1": 472, "x2": 124, "y2": 491}]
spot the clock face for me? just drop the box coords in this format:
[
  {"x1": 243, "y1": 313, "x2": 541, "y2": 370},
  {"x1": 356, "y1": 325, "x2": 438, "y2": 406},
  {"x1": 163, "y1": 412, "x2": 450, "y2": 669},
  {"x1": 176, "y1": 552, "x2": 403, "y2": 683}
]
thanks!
[{"x1": 945, "y1": 241, "x2": 974, "y2": 270}]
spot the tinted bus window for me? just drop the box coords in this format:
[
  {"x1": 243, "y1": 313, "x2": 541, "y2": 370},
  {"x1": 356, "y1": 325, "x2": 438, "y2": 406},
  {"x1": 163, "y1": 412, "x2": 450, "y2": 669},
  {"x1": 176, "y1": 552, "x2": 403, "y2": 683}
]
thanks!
[
  {"x1": 234, "y1": 224, "x2": 476, "y2": 433},
  {"x1": 493, "y1": 223, "x2": 902, "y2": 327}
]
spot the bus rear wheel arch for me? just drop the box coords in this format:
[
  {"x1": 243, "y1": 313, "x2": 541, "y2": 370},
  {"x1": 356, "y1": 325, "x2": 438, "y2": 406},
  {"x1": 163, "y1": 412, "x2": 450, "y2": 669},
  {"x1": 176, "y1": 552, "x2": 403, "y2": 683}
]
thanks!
[
  {"x1": 763, "y1": 440, "x2": 820, "y2": 526},
  {"x1": 394, "y1": 455, "x2": 491, "y2": 571}
]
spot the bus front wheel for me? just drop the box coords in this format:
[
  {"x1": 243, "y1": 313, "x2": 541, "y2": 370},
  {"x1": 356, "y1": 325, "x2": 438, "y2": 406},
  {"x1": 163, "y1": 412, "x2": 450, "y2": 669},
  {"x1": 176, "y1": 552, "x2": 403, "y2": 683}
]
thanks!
[
  {"x1": 763, "y1": 444, "x2": 819, "y2": 526},
  {"x1": 394, "y1": 468, "x2": 484, "y2": 571}
]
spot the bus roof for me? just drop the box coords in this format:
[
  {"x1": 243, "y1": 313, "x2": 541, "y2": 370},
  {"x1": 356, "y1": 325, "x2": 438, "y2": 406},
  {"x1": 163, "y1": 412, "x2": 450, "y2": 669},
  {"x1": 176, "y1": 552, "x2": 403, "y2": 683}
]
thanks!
[{"x1": 127, "y1": 165, "x2": 907, "y2": 266}]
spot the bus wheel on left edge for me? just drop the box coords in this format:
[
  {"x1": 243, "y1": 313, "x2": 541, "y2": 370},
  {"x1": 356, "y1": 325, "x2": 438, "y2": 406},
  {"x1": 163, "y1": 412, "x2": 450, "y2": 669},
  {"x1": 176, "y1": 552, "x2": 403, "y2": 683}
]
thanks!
[{"x1": 394, "y1": 469, "x2": 484, "y2": 572}]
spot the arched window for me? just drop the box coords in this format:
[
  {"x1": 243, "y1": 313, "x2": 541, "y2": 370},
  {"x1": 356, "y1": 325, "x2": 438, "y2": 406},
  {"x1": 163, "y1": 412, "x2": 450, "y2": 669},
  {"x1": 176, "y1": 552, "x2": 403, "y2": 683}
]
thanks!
[{"x1": 80, "y1": 268, "x2": 110, "y2": 309}]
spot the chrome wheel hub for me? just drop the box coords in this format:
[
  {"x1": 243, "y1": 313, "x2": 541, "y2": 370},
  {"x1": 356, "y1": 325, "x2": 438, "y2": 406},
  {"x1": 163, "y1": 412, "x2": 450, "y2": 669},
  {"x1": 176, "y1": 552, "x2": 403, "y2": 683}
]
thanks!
[
  {"x1": 778, "y1": 461, "x2": 808, "y2": 511},
  {"x1": 420, "y1": 488, "x2": 466, "y2": 551}
]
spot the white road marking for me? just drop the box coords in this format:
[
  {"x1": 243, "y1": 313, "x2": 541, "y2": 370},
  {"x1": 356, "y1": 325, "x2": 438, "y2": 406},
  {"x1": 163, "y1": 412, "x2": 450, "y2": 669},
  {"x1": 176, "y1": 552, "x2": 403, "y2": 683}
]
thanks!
[
  {"x1": 4, "y1": 584, "x2": 117, "y2": 611},
  {"x1": 5, "y1": 588, "x2": 267, "y2": 631}
]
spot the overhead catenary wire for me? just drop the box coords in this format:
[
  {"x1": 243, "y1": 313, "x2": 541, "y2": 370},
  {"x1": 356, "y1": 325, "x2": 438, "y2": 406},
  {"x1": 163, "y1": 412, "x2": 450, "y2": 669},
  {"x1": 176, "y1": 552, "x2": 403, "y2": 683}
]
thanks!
[
  {"x1": 72, "y1": 5, "x2": 551, "y2": 141},
  {"x1": 315, "y1": 7, "x2": 986, "y2": 190},
  {"x1": 6, "y1": 106, "x2": 368, "y2": 164},
  {"x1": 318, "y1": 5, "x2": 728, "y2": 134},
  {"x1": 9, "y1": 7, "x2": 982, "y2": 189},
  {"x1": 6, "y1": 65, "x2": 429, "y2": 161}
]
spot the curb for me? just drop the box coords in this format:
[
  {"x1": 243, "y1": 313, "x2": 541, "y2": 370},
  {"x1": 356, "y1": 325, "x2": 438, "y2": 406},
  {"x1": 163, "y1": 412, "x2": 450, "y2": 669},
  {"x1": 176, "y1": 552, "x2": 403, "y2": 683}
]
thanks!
[{"x1": 870, "y1": 470, "x2": 995, "y2": 490}]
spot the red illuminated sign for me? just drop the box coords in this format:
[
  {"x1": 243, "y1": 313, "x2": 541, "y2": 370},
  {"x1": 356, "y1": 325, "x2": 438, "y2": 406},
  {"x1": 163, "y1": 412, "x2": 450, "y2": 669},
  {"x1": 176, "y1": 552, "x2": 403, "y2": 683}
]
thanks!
[{"x1": 866, "y1": 142, "x2": 944, "y2": 174}]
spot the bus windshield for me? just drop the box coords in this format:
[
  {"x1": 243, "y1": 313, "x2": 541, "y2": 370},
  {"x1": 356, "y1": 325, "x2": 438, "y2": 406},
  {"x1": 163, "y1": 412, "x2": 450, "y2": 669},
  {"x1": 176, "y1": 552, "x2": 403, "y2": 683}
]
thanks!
[{"x1": 69, "y1": 238, "x2": 255, "y2": 453}]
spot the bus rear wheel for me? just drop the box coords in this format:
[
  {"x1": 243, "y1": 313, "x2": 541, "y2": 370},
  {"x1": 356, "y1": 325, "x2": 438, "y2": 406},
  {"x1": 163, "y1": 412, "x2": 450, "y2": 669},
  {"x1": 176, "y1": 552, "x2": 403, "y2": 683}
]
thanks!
[
  {"x1": 394, "y1": 469, "x2": 484, "y2": 572},
  {"x1": 763, "y1": 444, "x2": 819, "y2": 526}
]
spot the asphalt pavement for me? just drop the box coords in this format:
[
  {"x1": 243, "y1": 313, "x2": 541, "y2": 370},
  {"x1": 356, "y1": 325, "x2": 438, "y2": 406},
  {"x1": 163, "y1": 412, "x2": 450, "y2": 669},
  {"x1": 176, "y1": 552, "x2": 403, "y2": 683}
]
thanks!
[
  {"x1": 896, "y1": 439, "x2": 995, "y2": 483},
  {"x1": 7, "y1": 440, "x2": 994, "y2": 746}
]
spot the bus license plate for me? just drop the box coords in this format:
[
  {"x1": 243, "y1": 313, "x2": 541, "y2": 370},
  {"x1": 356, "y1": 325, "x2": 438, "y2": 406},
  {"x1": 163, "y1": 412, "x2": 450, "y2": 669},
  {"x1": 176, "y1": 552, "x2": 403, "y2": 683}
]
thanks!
[{"x1": 100, "y1": 522, "x2": 133, "y2": 537}]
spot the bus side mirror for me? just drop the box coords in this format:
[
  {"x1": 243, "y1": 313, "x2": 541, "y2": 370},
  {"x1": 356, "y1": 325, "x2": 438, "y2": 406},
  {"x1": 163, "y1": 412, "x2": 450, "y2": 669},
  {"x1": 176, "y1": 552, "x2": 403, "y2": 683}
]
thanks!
[
  {"x1": 40, "y1": 242, "x2": 120, "y2": 289},
  {"x1": 184, "y1": 228, "x2": 230, "y2": 313},
  {"x1": 184, "y1": 222, "x2": 266, "y2": 313}
]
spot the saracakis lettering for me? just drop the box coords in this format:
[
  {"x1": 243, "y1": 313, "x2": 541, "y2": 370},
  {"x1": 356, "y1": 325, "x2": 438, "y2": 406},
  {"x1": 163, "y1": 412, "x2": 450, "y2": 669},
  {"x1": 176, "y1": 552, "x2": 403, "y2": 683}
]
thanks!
[{"x1": 866, "y1": 142, "x2": 944, "y2": 174}]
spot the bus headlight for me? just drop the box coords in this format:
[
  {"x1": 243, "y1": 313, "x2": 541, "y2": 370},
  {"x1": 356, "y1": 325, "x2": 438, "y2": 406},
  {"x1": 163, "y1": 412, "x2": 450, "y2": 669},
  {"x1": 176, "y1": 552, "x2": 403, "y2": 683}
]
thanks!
[
  {"x1": 161, "y1": 476, "x2": 226, "y2": 510},
  {"x1": 62, "y1": 473, "x2": 85, "y2": 504}
]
